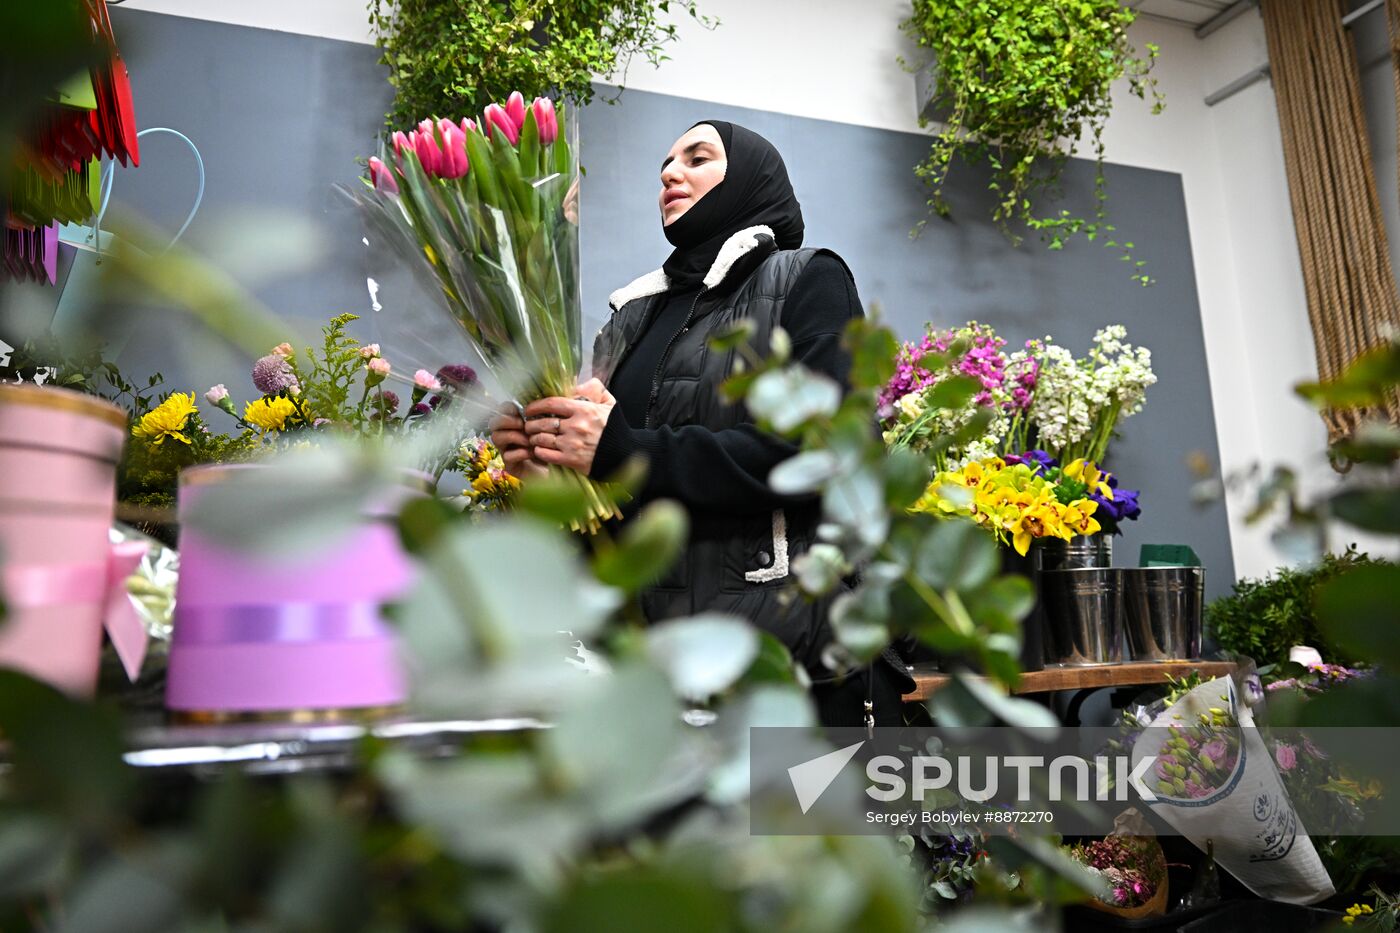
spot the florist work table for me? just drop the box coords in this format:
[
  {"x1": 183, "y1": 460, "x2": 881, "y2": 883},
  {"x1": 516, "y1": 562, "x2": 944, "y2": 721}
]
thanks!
[{"x1": 903, "y1": 660, "x2": 1238, "y2": 703}]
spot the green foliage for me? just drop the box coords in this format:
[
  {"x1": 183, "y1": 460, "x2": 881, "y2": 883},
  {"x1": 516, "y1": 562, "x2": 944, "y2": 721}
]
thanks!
[
  {"x1": 289, "y1": 312, "x2": 365, "y2": 427},
  {"x1": 902, "y1": 0, "x2": 1162, "y2": 283},
  {"x1": 367, "y1": 0, "x2": 716, "y2": 130},
  {"x1": 1206, "y1": 546, "x2": 1384, "y2": 667}
]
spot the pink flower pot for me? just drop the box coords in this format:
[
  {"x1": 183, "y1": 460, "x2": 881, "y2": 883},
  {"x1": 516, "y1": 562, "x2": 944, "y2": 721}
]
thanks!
[
  {"x1": 165, "y1": 463, "x2": 412, "y2": 718},
  {"x1": 0, "y1": 384, "x2": 128, "y2": 695}
]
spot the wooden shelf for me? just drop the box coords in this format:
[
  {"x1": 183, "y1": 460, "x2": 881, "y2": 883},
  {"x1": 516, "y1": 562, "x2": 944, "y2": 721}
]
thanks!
[{"x1": 903, "y1": 660, "x2": 1238, "y2": 703}]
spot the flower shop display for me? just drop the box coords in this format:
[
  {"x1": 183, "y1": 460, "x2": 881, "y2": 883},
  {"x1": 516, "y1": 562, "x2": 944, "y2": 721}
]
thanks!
[
  {"x1": 0, "y1": 384, "x2": 149, "y2": 694},
  {"x1": 164, "y1": 464, "x2": 418, "y2": 719},
  {"x1": 879, "y1": 321, "x2": 1155, "y2": 472},
  {"x1": 348, "y1": 93, "x2": 623, "y2": 531},
  {"x1": 1129, "y1": 676, "x2": 1334, "y2": 905}
]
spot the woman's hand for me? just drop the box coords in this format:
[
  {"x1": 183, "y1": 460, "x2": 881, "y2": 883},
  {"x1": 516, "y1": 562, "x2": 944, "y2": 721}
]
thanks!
[
  {"x1": 524, "y1": 378, "x2": 615, "y2": 474},
  {"x1": 488, "y1": 404, "x2": 547, "y2": 481}
]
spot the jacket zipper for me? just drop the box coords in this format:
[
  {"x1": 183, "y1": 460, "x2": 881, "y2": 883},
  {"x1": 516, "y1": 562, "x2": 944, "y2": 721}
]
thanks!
[{"x1": 644, "y1": 287, "x2": 708, "y2": 428}]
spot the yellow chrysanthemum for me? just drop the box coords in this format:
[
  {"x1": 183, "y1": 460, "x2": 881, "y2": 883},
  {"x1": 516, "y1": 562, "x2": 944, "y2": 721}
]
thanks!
[
  {"x1": 243, "y1": 396, "x2": 299, "y2": 432},
  {"x1": 132, "y1": 392, "x2": 197, "y2": 446}
]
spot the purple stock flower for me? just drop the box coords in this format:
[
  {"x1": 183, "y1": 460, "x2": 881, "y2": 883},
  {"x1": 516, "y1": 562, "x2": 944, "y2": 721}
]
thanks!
[
  {"x1": 379, "y1": 390, "x2": 400, "y2": 413},
  {"x1": 251, "y1": 354, "x2": 299, "y2": 395},
  {"x1": 410, "y1": 402, "x2": 432, "y2": 417}
]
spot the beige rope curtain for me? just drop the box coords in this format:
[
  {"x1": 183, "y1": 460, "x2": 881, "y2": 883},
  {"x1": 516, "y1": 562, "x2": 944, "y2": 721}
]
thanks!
[{"x1": 1260, "y1": 0, "x2": 1400, "y2": 454}]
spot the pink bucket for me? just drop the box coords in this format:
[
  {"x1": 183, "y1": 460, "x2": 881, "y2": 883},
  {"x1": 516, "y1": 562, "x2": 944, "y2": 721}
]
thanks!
[
  {"x1": 165, "y1": 463, "x2": 413, "y2": 718},
  {"x1": 0, "y1": 384, "x2": 129, "y2": 694}
]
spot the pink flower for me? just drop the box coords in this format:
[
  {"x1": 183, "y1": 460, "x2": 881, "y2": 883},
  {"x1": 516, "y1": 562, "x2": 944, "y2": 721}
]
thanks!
[
  {"x1": 358, "y1": 343, "x2": 381, "y2": 359},
  {"x1": 413, "y1": 368, "x2": 442, "y2": 392},
  {"x1": 504, "y1": 91, "x2": 526, "y2": 133},
  {"x1": 368, "y1": 156, "x2": 399, "y2": 193},
  {"x1": 483, "y1": 103, "x2": 520, "y2": 146},
  {"x1": 205, "y1": 384, "x2": 229, "y2": 405},
  {"x1": 413, "y1": 128, "x2": 443, "y2": 176},
  {"x1": 531, "y1": 97, "x2": 558, "y2": 144},
  {"x1": 1201, "y1": 738, "x2": 1228, "y2": 766},
  {"x1": 460, "y1": 117, "x2": 478, "y2": 136},
  {"x1": 271, "y1": 342, "x2": 294, "y2": 359},
  {"x1": 391, "y1": 131, "x2": 411, "y2": 159},
  {"x1": 1275, "y1": 743, "x2": 1297, "y2": 772},
  {"x1": 438, "y1": 120, "x2": 469, "y2": 178},
  {"x1": 366, "y1": 357, "x2": 391, "y2": 387}
]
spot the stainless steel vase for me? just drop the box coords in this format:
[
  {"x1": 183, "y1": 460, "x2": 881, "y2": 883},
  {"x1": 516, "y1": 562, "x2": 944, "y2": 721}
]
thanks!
[
  {"x1": 1041, "y1": 567, "x2": 1123, "y2": 666},
  {"x1": 1034, "y1": 534, "x2": 1113, "y2": 572},
  {"x1": 1122, "y1": 567, "x2": 1205, "y2": 661}
]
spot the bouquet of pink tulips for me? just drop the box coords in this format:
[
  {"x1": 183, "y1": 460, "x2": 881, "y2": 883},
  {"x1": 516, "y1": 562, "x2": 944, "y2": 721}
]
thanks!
[{"x1": 349, "y1": 92, "x2": 621, "y2": 530}]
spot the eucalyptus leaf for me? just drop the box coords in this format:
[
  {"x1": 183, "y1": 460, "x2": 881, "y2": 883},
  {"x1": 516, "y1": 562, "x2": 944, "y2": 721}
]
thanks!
[
  {"x1": 823, "y1": 466, "x2": 888, "y2": 548},
  {"x1": 1331, "y1": 488, "x2": 1400, "y2": 534},
  {"x1": 0, "y1": 814, "x2": 69, "y2": 897},
  {"x1": 791, "y1": 543, "x2": 850, "y2": 596},
  {"x1": 748, "y1": 366, "x2": 842, "y2": 434},
  {"x1": 645, "y1": 614, "x2": 760, "y2": 702},
  {"x1": 706, "y1": 317, "x2": 757, "y2": 351},
  {"x1": 929, "y1": 673, "x2": 1058, "y2": 732},
  {"x1": 1315, "y1": 564, "x2": 1400, "y2": 669},
  {"x1": 592, "y1": 499, "x2": 688, "y2": 594},
  {"x1": 914, "y1": 520, "x2": 999, "y2": 591},
  {"x1": 770, "y1": 450, "x2": 843, "y2": 495},
  {"x1": 540, "y1": 863, "x2": 737, "y2": 933}
]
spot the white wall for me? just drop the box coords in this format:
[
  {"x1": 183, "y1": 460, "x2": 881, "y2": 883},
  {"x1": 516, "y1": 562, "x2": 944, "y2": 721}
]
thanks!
[{"x1": 117, "y1": 0, "x2": 1391, "y2": 575}]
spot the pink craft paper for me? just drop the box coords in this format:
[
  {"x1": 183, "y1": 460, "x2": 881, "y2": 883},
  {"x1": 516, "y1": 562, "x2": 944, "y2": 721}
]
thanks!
[{"x1": 104, "y1": 540, "x2": 150, "y2": 682}]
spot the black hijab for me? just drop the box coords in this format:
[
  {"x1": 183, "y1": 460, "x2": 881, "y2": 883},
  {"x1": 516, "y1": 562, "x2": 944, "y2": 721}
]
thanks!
[{"x1": 660, "y1": 120, "x2": 804, "y2": 291}]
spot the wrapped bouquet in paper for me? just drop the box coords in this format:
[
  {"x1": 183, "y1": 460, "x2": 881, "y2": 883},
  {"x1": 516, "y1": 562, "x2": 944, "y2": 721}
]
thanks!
[
  {"x1": 348, "y1": 93, "x2": 622, "y2": 531},
  {"x1": 1129, "y1": 675, "x2": 1333, "y2": 905}
]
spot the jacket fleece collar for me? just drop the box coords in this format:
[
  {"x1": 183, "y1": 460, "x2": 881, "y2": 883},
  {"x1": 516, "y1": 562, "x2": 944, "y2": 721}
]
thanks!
[{"x1": 608, "y1": 225, "x2": 776, "y2": 311}]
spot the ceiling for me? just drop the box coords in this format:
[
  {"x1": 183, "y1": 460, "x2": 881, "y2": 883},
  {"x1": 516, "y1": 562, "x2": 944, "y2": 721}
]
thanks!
[{"x1": 1131, "y1": 0, "x2": 1237, "y2": 29}]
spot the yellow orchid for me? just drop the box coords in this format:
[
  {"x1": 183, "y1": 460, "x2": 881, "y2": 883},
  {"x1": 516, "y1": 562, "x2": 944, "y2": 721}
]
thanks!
[
  {"x1": 1060, "y1": 498, "x2": 1103, "y2": 537},
  {"x1": 1011, "y1": 499, "x2": 1066, "y2": 555},
  {"x1": 243, "y1": 396, "x2": 299, "y2": 432},
  {"x1": 1064, "y1": 458, "x2": 1114, "y2": 499},
  {"x1": 132, "y1": 393, "x2": 197, "y2": 446}
]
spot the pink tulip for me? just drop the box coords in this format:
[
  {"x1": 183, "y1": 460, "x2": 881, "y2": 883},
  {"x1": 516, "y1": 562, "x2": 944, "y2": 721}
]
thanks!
[
  {"x1": 483, "y1": 103, "x2": 519, "y2": 146},
  {"x1": 531, "y1": 97, "x2": 558, "y2": 144},
  {"x1": 505, "y1": 92, "x2": 526, "y2": 132},
  {"x1": 413, "y1": 128, "x2": 443, "y2": 176},
  {"x1": 437, "y1": 119, "x2": 469, "y2": 178},
  {"x1": 460, "y1": 117, "x2": 478, "y2": 136},
  {"x1": 368, "y1": 156, "x2": 399, "y2": 193},
  {"x1": 391, "y1": 131, "x2": 411, "y2": 160}
]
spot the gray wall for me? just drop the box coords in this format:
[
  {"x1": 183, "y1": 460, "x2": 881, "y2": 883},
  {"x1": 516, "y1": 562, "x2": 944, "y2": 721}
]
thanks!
[{"x1": 4, "y1": 9, "x2": 1234, "y2": 593}]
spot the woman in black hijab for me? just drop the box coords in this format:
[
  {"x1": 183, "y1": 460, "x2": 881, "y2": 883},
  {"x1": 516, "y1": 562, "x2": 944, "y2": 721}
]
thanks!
[{"x1": 491, "y1": 121, "x2": 915, "y2": 727}]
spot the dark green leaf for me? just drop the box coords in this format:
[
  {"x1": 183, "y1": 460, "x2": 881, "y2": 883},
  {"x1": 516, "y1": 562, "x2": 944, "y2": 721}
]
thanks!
[
  {"x1": 1331, "y1": 488, "x2": 1400, "y2": 534},
  {"x1": 1315, "y1": 564, "x2": 1400, "y2": 668}
]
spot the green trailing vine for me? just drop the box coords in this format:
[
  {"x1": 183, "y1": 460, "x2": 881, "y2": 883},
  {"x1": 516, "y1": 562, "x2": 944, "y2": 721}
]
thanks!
[
  {"x1": 902, "y1": 0, "x2": 1163, "y2": 284},
  {"x1": 367, "y1": 0, "x2": 716, "y2": 130}
]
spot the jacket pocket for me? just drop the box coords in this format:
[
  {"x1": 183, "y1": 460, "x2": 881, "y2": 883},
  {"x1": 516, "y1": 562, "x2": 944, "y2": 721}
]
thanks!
[{"x1": 742, "y1": 509, "x2": 789, "y2": 585}]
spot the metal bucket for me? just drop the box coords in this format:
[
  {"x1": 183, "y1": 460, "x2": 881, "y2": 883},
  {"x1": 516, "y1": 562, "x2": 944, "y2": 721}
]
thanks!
[
  {"x1": 1041, "y1": 567, "x2": 1123, "y2": 666},
  {"x1": 1122, "y1": 567, "x2": 1204, "y2": 661},
  {"x1": 1034, "y1": 534, "x2": 1113, "y2": 572}
]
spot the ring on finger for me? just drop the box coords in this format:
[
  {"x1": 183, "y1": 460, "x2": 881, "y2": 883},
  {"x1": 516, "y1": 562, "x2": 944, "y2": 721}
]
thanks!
[{"x1": 553, "y1": 417, "x2": 562, "y2": 434}]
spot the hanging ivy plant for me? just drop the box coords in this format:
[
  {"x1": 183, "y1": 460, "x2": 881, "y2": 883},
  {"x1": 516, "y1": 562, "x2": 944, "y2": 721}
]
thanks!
[
  {"x1": 367, "y1": 0, "x2": 715, "y2": 131},
  {"x1": 903, "y1": 0, "x2": 1163, "y2": 284}
]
